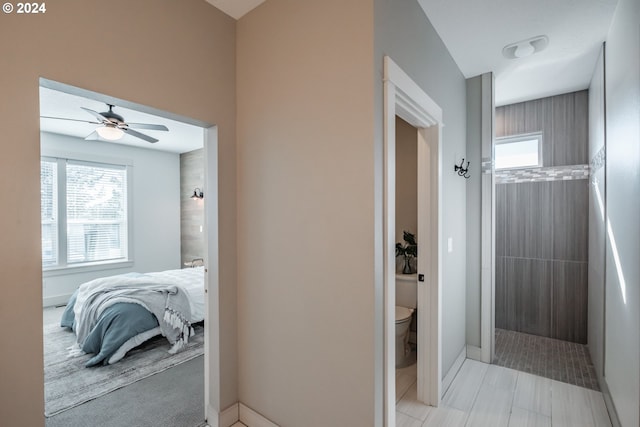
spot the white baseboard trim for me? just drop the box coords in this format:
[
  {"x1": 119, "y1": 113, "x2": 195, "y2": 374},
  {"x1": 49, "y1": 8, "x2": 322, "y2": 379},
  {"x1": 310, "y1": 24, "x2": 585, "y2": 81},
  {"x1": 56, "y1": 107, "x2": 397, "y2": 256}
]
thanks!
[
  {"x1": 442, "y1": 346, "x2": 466, "y2": 396},
  {"x1": 599, "y1": 378, "x2": 622, "y2": 427},
  {"x1": 205, "y1": 403, "x2": 238, "y2": 427},
  {"x1": 220, "y1": 403, "x2": 240, "y2": 427},
  {"x1": 43, "y1": 294, "x2": 72, "y2": 308},
  {"x1": 466, "y1": 344, "x2": 483, "y2": 361},
  {"x1": 239, "y1": 403, "x2": 279, "y2": 427},
  {"x1": 206, "y1": 403, "x2": 217, "y2": 427}
]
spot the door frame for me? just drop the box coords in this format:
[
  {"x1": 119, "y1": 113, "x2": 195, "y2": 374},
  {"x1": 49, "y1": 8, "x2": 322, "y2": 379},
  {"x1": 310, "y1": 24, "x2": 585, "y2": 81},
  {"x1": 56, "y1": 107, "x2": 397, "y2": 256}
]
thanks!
[
  {"x1": 383, "y1": 56, "x2": 443, "y2": 426},
  {"x1": 38, "y1": 78, "x2": 221, "y2": 426},
  {"x1": 203, "y1": 125, "x2": 222, "y2": 424}
]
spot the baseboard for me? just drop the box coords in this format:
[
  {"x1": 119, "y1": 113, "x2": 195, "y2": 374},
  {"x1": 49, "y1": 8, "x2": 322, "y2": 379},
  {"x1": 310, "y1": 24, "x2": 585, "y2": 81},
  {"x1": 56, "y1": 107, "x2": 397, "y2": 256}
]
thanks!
[
  {"x1": 239, "y1": 403, "x2": 279, "y2": 427},
  {"x1": 599, "y1": 378, "x2": 622, "y2": 427},
  {"x1": 43, "y1": 294, "x2": 72, "y2": 308},
  {"x1": 442, "y1": 346, "x2": 466, "y2": 396},
  {"x1": 466, "y1": 344, "x2": 482, "y2": 362},
  {"x1": 220, "y1": 403, "x2": 239, "y2": 427},
  {"x1": 205, "y1": 403, "x2": 238, "y2": 427}
]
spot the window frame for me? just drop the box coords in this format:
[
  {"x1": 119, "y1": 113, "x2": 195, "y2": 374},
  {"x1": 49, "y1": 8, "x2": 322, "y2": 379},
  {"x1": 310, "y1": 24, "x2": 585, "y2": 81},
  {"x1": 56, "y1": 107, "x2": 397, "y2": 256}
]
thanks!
[
  {"x1": 41, "y1": 155, "x2": 134, "y2": 276},
  {"x1": 494, "y1": 132, "x2": 543, "y2": 171}
]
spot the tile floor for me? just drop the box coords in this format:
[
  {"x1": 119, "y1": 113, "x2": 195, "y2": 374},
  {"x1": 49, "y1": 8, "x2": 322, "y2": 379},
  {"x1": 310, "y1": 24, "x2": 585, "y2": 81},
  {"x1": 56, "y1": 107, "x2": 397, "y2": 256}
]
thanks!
[
  {"x1": 495, "y1": 329, "x2": 600, "y2": 391},
  {"x1": 396, "y1": 359, "x2": 612, "y2": 427}
]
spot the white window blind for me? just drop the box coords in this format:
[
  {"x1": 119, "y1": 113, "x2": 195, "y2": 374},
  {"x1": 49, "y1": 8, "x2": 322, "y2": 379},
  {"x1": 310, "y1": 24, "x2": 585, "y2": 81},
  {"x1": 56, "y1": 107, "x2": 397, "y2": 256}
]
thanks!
[
  {"x1": 66, "y1": 161, "x2": 128, "y2": 264},
  {"x1": 40, "y1": 157, "x2": 130, "y2": 269},
  {"x1": 40, "y1": 159, "x2": 58, "y2": 267}
]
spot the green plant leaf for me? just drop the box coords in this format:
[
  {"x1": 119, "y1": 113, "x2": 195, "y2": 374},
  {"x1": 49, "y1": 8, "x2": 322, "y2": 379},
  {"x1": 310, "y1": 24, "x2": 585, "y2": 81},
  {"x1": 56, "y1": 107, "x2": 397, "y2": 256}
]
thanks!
[{"x1": 403, "y1": 231, "x2": 417, "y2": 246}]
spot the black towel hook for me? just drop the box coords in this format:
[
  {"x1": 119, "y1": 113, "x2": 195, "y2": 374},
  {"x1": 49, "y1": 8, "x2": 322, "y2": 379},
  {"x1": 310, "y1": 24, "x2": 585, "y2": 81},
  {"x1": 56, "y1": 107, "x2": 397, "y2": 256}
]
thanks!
[{"x1": 454, "y1": 158, "x2": 471, "y2": 179}]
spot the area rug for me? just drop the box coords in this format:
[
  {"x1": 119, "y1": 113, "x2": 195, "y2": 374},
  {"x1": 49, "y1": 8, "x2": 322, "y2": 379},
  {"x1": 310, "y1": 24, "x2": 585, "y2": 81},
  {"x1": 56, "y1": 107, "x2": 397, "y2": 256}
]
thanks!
[{"x1": 44, "y1": 322, "x2": 204, "y2": 417}]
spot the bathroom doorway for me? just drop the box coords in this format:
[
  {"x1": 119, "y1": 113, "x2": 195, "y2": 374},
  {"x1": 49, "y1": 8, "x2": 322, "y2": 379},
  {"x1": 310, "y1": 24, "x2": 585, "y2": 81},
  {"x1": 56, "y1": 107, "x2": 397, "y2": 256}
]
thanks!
[{"x1": 382, "y1": 56, "x2": 443, "y2": 427}]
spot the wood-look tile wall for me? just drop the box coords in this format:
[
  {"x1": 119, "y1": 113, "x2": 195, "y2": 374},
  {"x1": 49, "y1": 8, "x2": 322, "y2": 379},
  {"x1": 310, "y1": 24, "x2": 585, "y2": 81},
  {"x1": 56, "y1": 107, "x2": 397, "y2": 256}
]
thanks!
[
  {"x1": 495, "y1": 91, "x2": 589, "y2": 344},
  {"x1": 496, "y1": 90, "x2": 589, "y2": 166},
  {"x1": 180, "y1": 148, "x2": 204, "y2": 267}
]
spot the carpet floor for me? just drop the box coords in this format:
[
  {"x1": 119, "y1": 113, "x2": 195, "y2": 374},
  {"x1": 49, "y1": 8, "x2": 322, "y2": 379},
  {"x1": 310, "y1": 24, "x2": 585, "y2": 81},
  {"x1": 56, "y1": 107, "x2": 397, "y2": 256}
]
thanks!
[
  {"x1": 45, "y1": 355, "x2": 205, "y2": 427},
  {"x1": 44, "y1": 322, "x2": 204, "y2": 416}
]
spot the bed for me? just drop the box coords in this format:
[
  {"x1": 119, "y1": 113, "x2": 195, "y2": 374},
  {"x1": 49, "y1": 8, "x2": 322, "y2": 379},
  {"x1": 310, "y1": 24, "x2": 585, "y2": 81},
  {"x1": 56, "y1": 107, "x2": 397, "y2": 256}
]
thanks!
[{"x1": 60, "y1": 266, "x2": 205, "y2": 367}]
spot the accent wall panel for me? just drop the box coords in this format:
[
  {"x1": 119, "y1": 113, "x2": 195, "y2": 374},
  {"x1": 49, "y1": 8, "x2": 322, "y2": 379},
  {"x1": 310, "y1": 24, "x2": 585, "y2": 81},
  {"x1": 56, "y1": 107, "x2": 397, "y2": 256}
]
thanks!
[
  {"x1": 495, "y1": 90, "x2": 589, "y2": 344},
  {"x1": 496, "y1": 90, "x2": 588, "y2": 167},
  {"x1": 180, "y1": 148, "x2": 204, "y2": 266}
]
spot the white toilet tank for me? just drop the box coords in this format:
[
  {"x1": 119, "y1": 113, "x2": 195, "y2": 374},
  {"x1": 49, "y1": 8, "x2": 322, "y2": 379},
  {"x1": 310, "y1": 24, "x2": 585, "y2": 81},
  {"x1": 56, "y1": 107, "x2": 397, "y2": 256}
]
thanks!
[{"x1": 396, "y1": 273, "x2": 417, "y2": 309}]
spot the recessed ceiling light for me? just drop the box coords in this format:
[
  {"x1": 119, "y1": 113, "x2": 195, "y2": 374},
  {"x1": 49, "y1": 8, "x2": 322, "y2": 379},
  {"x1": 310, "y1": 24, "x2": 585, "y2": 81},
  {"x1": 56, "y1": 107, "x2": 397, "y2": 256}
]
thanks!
[{"x1": 502, "y1": 35, "x2": 549, "y2": 60}]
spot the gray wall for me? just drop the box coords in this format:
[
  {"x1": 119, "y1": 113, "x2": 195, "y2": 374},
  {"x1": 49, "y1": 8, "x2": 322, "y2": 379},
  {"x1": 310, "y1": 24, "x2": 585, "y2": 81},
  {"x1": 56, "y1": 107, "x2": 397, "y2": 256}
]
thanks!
[
  {"x1": 587, "y1": 47, "x2": 606, "y2": 382},
  {"x1": 180, "y1": 148, "x2": 204, "y2": 266},
  {"x1": 495, "y1": 91, "x2": 589, "y2": 344},
  {"x1": 465, "y1": 76, "x2": 482, "y2": 348},
  {"x1": 375, "y1": 0, "x2": 468, "y2": 378},
  {"x1": 601, "y1": 0, "x2": 640, "y2": 424}
]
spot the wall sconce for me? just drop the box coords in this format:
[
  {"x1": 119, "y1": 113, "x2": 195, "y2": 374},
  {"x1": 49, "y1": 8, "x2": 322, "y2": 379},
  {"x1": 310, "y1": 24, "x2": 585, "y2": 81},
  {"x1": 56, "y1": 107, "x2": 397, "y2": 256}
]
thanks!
[
  {"x1": 454, "y1": 159, "x2": 470, "y2": 179},
  {"x1": 190, "y1": 188, "x2": 204, "y2": 200}
]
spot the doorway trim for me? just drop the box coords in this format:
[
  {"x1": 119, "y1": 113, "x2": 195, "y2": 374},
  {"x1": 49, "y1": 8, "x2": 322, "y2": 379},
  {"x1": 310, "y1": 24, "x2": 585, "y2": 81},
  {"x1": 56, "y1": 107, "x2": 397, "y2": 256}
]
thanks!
[
  {"x1": 203, "y1": 125, "x2": 222, "y2": 424},
  {"x1": 383, "y1": 56, "x2": 443, "y2": 426},
  {"x1": 38, "y1": 78, "x2": 221, "y2": 426}
]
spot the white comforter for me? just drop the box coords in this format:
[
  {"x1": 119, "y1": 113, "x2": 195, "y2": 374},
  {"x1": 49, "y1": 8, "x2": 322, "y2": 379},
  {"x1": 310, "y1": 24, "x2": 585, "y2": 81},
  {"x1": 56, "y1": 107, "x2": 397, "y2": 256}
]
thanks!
[{"x1": 143, "y1": 267, "x2": 206, "y2": 322}]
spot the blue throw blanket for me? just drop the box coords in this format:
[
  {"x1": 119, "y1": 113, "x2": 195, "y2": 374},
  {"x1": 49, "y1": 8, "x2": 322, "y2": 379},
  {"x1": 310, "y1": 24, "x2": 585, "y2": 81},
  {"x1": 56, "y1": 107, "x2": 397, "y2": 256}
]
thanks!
[{"x1": 61, "y1": 272, "x2": 194, "y2": 367}]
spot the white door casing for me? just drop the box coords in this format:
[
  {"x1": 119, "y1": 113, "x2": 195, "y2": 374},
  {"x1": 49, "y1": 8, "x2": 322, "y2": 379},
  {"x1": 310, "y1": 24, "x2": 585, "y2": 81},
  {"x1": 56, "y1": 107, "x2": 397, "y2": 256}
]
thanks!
[{"x1": 383, "y1": 56, "x2": 443, "y2": 427}]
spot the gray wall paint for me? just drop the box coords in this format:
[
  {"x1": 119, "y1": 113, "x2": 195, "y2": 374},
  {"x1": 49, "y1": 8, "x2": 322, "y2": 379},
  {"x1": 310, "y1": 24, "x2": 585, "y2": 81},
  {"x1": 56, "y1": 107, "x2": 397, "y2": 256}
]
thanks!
[
  {"x1": 602, "y1": 0, "x2": 640, "y2": 424},
  {"x1": 465, "y1": 76, "x2": 482, "y2": 348},
  {"x1": 375, "y1": 0, "x2": 468, "y2": 378},
  {"x1": 180, "y1": 148, "x2": 204, "y2": 266},
  {"x1": 588, "y1": 46, "x2": 606, "y2": 390},
  {"x1": 40, "y1": 132, "x2": 181, "y2": 306},
  {"x1": 495, "y1": 92, "x2": 589, "y2": 344}
]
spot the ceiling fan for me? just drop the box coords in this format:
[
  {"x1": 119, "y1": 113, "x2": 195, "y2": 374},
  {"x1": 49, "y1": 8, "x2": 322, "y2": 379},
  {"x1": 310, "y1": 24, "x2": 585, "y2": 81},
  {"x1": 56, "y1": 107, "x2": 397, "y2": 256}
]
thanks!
[{"x1": 41, "y1": 104, "x2": 169, "y2": 143}]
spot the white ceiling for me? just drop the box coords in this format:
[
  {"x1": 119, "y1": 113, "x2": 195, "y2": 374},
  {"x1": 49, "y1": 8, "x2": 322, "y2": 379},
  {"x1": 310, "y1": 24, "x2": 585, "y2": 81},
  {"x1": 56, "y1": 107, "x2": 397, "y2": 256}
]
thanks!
[
  {"x1": 418, "y1": 0, "x2": 618, "y2": 105},
  {"x1": 40, "y1": 87, "x2": 204, "y2": 154},
  {"x1": 44, "y1": 0, "x2": 620, "y2": 146},
  {"x1": 210, "y1": 0, "x2": 618, "y2": 106}
]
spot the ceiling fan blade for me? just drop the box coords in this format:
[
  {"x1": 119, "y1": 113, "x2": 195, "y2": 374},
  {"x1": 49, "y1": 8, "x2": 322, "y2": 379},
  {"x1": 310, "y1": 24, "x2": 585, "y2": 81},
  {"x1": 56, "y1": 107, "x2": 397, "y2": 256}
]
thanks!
[
  {"x1": 126, "y1": 123, "x2": 169, "y2": 131},
  {"x1": 40, "y1": 116, "x2": 101, "y2": 125},
  {"x1": 81, "y1": 107, "x2": 110, "y2": 123},
  {"x1": 124, "y1": 128, "x2": 158, "y2": 143},
  {"x1": 84, "y1": 131, "x2": 100, "y2": 141}
]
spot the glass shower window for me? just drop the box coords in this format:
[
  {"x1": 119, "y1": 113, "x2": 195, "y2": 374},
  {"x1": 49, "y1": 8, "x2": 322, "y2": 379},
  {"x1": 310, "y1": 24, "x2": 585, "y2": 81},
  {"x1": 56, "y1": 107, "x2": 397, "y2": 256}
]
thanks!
[{"x1": 495, "y1": 133, "x2": 542, "y2": 170}]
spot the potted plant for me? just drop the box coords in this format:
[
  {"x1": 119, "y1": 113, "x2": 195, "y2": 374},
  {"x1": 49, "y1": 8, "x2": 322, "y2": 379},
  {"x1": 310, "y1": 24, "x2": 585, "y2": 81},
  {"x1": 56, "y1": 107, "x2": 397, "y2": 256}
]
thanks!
[{"x1": 396, "y1": 231, "x2": 417, "y2": 274}]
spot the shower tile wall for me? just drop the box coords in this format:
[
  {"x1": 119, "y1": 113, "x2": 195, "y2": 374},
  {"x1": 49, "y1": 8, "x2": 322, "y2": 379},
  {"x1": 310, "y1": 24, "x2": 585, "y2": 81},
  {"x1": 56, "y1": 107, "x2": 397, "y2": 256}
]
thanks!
[{"x1": 495, "y1": 91, "x2": 589, "y2": 344}]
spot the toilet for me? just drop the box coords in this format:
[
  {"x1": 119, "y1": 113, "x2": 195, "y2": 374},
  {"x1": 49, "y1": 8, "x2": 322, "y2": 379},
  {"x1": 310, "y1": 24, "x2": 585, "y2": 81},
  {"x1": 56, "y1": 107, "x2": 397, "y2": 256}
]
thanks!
[{"x1": 395, "y1": 273, "x2": 417, "y2": 368}]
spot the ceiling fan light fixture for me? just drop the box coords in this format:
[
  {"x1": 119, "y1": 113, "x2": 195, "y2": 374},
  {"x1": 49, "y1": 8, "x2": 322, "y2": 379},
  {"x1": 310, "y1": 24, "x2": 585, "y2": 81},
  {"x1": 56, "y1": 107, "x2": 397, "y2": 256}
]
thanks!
[{"x1": 96, "y1": 125, "x2": 124, "y2": 141}]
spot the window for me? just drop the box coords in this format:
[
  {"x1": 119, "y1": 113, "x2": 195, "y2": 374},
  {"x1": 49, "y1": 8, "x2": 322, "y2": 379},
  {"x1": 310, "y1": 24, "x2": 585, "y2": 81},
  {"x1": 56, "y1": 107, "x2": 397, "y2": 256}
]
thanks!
[
  {"x1": 41, "y1": 157, "x2": 130, "y2": 270},
  {"x1": 494, "y1": 132, "x2": 543, "y2": 170}
]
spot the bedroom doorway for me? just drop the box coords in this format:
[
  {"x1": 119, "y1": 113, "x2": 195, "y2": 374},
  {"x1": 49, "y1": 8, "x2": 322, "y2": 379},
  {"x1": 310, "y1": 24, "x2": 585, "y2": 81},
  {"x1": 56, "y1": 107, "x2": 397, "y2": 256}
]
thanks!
[{"x1": 39, "y1": 79, "x2": 220, "y2": 426}]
